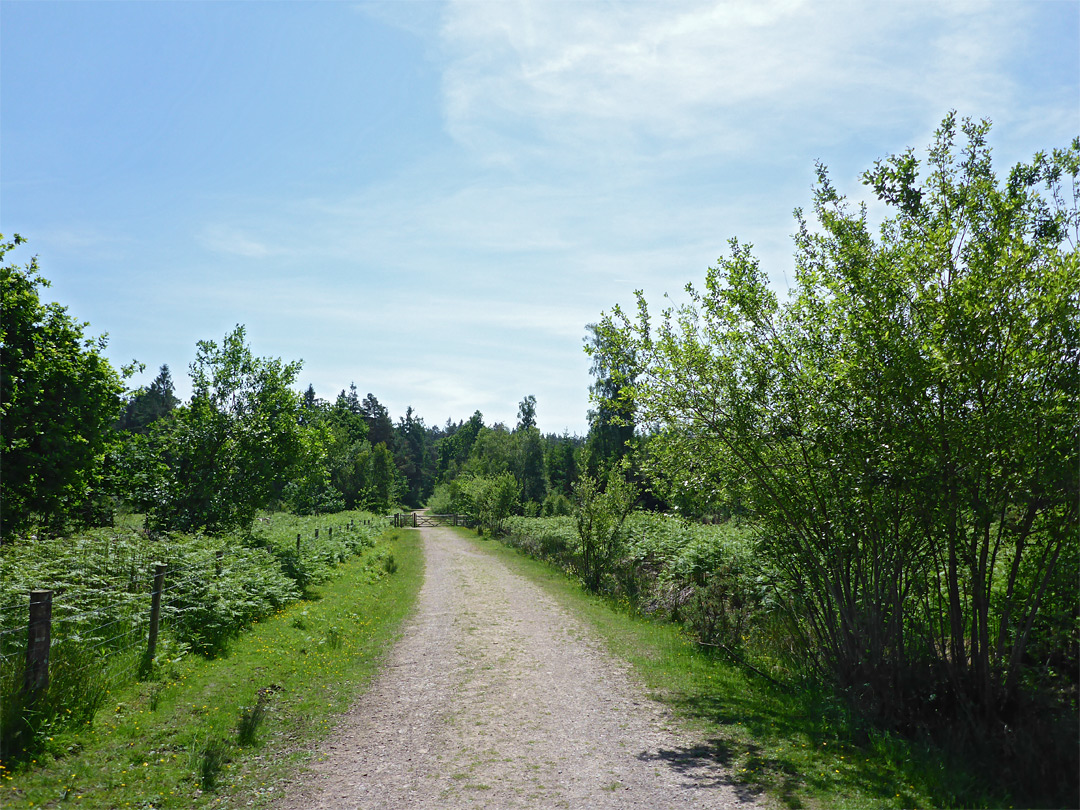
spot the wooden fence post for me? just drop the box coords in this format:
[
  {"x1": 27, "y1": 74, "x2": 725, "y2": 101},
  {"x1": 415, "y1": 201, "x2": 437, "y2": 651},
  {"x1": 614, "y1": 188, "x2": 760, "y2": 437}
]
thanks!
[
  {"x1": 296, "y1": 533, "x2": 301, "y2": 553},
  {"x1": 215, "y1": 550, "x2": 224, "y2": 577},
  {"x1": 24, "y1": 590, "x2": 52, "y2": 698},
  {"x1": 146, "y1": 563, "x2": 166, "y2": 665},
  {"x1": 315, "y1": 528, "x2": 319, "y2": 539},
  {"x1": 328, "y1": 527, "x2": 333, "y2": 542}
]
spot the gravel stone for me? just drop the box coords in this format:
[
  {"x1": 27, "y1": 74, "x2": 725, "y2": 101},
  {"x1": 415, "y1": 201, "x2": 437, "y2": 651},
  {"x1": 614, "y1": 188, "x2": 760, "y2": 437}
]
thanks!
[{"x1": 274, "y1": 525, "x2": 763, "y2": 809}]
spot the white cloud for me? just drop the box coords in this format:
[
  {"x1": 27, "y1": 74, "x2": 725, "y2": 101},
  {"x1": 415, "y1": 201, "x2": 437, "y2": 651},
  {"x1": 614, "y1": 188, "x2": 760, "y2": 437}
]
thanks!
[
  {"x1": 198, "y1": 225, "x2": 280, "y2": 258},
  {"x1": 439, "y1": 0, "x2": 1036, "y2": 165}
]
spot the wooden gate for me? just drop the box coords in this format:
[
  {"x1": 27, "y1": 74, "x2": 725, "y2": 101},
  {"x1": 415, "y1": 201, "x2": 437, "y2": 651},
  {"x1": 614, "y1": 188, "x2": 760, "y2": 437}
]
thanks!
[{"x1": 392, "y1": 513, "x2": 467, "y2": 528}]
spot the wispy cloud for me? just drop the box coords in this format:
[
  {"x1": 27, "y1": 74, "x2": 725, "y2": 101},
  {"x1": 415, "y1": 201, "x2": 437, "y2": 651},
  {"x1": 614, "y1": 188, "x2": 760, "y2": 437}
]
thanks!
[
  {"x1": 439, "y1": 0, "x2": 1035, "y2": 164},
  {"x1": 198, "y1": 225, "x2": 280, "y2": 259}
]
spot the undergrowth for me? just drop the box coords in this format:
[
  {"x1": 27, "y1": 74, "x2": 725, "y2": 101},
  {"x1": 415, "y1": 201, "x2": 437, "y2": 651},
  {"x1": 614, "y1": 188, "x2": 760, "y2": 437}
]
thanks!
[
  {"x1": 480, "y1": 522, "x2": 1075, "y2": 809},
  {"x1": 0, "y1": 526, "x2": 422, "y2": 808},
  {"x1": 0, "y1": 510, "x2": 389, "y2": 766}
]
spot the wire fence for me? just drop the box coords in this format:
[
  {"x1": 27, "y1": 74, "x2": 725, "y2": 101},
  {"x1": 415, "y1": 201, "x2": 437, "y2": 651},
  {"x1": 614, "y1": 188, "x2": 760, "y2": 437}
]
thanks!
[{"x1": 0, "y1": 513, "x2": 393, "y2": 751}]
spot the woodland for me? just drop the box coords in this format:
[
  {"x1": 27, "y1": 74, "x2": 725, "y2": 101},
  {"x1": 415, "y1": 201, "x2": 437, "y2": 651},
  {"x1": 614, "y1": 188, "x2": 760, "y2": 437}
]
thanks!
[{"x1": 1, "y1": 115, "x2": 1077, "y2": 807}]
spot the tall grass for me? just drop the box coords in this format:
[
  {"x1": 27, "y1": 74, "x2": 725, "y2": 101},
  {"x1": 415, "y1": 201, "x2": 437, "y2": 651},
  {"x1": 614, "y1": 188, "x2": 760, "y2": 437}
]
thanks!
[
  {"x1": 0, "y1": 527, "x2": 422, "y2": 808},
  {"x1": 0, "y1": 510, "x2": 389, "y2": 764}
]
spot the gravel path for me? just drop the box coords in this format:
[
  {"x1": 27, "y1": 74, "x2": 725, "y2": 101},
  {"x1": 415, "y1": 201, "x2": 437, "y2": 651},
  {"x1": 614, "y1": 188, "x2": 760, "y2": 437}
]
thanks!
[{"x1": 274, "y1": 525, "x2": 763, "y2": 809}]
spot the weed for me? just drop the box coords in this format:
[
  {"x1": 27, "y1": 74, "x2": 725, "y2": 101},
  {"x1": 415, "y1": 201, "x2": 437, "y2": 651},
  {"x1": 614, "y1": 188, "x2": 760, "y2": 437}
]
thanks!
[
  {"x1": 383, "y1": 554, "x2": 398, "y2": 575},
  {"x1": 0, "y1": 638, "x2": 114, "y2": 763},
  {"x1": 195, "y1": 736, "x2": 230, "y2": 791},
  {"x1": 149, "y1": 682, "x2": 165, "y2": 711},
  {"x1": 325, "y1": 626, "x2": 342, "y2": 650},
  {"x1": 236, "y1": 694, "x2": 267, "y2": 747}
]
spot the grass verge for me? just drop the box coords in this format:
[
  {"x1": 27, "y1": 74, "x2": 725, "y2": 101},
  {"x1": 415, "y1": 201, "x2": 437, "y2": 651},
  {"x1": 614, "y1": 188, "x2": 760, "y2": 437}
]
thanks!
[
  {"x1": 458, "y1": 527, "x2": 1010, "y2": 810},
  {"x1": 0, "y1": 527, "x2": 423, "y2": 809}
]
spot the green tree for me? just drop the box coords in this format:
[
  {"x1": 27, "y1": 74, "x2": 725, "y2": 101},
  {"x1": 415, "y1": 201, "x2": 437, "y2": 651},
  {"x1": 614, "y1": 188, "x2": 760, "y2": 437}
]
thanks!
[
  {"x1": 597, "y1": 115, "x2": 1079, "y2": 727},
  {"x1": 330, "y1": 385, "x2": 368, "y2": 445},
  {"x1": 467, "y1": 473, "x2": 520, "y2": 536},
  {"x1": 583, "y1": 323, "x2": 636, "y2": 477},
  {"x1": 517, "y1": 394, "x2": 537, "y2": 430},
  {"x1": 465, "y1": 425, "x2": 516, "y2": 477},
  {"x1": 516, "y1": 425, "x2": 546, "y2": 508},
  {"x1": 366, "y1": 442, "x2": 401, "y2": 512},
  {"x1": 284, "y1": 419, "x2": 346, "y2": 515},
  {"x1": 572, "y1": 464, "x2": 639, "y2": 593},
  {"x1": 118, "y1": 364, "x2": 179, "y2": 433},
  {"x1": 1, "y1": 236, "x2": 125, "y2": 538},
  {"x1": 545, "y1": 434, "x2": 579, "y2": 498},
  {"x1": 437, "y1": 410, "x2": 484, "y2": 478},
  {"x1": 360, "y1": 392, "x2": 394, "y2": 447},
  {"x1": 394, "y1": 406, "x2": 436, "y2": 507},
  {"x1": 133, "y1": 326, "x2": 304, "y2": 533}
]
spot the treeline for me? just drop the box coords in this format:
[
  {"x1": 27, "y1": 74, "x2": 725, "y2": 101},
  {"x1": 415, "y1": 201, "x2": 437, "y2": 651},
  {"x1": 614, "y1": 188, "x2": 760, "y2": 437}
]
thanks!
[{"x1": 0, "y1": 242, "x2": 610, "y2": 539}]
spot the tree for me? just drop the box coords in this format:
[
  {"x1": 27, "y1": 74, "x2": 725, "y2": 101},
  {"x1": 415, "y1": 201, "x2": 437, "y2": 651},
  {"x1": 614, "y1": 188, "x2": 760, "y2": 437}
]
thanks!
[
  {"x1": 118, "y1": 364, "x2": 179, "y2": 433},
  {"x1": 597, "y1": 115, "x2": 1079, "y2": 727},
  {"x1": 330, "y1": 387, "x2": 368, "y2": 446},
  {"x1": 131, "y1": 326, "x2": 304, "y2": 533},
  {"x1": 1, "y1": 235, "x2": 125, "y2": 538},
  {"x1": 515, "y1": 425, "x2": 546, "y2": 508},
  {"x1": 283, "y1": 419, "x2": 346, "y2": 515},
  {"x1": 437, "y1": 410, "x2": 484, "y2": 477},
  {"x1": 465, "y1": 425, "x2": 516, "y2": 478},
  {"x1": 517, "y1": 394, "x2": 537, "y2": 430},
  {"x1": 583, "y1": 323, "x2": 637, "y2": 477},
  {"x1": 394, "y1": 406, "x2": 436, "y2": 507},
  {"x1": 366, "y1": 442, "x2": 401, "y2": 512},
  {"x1": 545, "y1": 434, "x2": 579, "y2": 498},
  {"x1": 572, "y1": 464, "x2": 638, "y2": 593},
  {"x1": 360, "y1": 392, "x2": 394, "y2": 447},
  {"x1": 467, "y1": 473, "x2": 520, "y2": 536}
]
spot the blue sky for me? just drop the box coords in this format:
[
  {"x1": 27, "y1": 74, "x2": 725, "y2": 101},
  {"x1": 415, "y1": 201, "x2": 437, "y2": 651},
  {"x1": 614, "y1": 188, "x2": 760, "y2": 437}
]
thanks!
[{"x1": 2, "y1": 1, "x2": 1077, "y2": 435}]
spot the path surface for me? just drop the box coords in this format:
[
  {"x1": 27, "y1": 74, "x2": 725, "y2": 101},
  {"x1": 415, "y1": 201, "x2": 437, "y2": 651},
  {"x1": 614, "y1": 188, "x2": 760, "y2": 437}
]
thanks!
[{"x1": 274, "y1": 525, "x2": 762, "y2": 809}]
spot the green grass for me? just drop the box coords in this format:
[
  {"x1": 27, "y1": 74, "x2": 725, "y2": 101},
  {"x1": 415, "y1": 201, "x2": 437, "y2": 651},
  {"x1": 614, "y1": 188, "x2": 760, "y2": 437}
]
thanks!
[
  {"x1": 0, "y1": 527, "x2": 423, "y2": 809},
  {"x1": 460, "y1": 527, "x2": 1010, "y2": 810}
]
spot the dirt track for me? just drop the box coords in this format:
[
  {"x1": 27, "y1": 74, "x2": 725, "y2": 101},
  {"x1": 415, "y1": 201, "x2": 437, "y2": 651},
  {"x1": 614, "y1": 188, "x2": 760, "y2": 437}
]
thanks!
[{"x1": 274, "y1": 525, "x2": 762, "y2": 809}]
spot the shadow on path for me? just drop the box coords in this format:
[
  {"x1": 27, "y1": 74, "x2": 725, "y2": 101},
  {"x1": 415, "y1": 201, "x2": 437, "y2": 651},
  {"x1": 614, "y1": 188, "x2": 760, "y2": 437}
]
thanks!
[{"x1": 638, "y1": 738, "x2": 764, "y2": 804}]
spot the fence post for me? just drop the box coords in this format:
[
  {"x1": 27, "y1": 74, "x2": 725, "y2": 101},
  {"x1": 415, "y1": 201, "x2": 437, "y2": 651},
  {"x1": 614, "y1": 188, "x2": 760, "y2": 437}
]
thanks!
[
  {"x1": 296, "y1": 533, "x2": 301, "y2": 553},
  {"x1": 412, "y1": 513, "x2": 417, "y2": 528},
  {"x1": 315, "y1": 528, "x2": 319, "y2": 539},
  {"x1": 215, "y1": 550, "x2": 224, "y2": 577},
  {"x1": 24, "y1": 590, "x2": 52, "y2": 699},
  {"x1": 328, "y1": 527, "x2": 333, "y2": 542},
  {"x1": 146, "y1": 563, "x2": 166, "y2": 666}
]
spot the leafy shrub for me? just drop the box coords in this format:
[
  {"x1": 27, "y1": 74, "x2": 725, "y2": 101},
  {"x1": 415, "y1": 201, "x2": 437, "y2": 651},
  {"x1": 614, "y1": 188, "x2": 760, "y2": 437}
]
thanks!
[
  {"x1": 541, "y1": 491, "x2": 572, "y2": 517},
  {"x1": 572, "y1": 470, "x2": 638, "y2": 593},
  {"x1": 500, "y1": 512, "x2": 777, "y2": 659},
  {"x1": 164, "y1": 543, "x2": 299, "y2": 655},
  {"x1": 503, "y1": 516, "x2": 576, "y2": 567}
]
